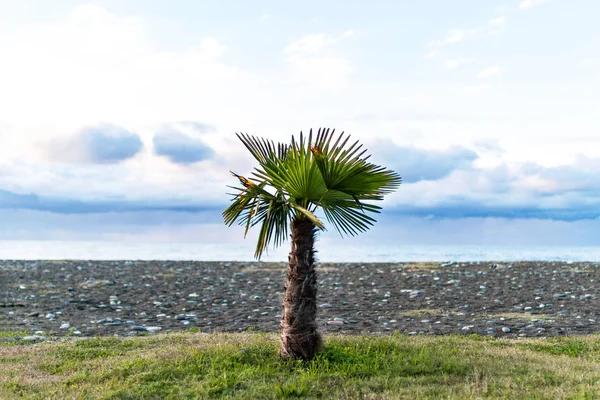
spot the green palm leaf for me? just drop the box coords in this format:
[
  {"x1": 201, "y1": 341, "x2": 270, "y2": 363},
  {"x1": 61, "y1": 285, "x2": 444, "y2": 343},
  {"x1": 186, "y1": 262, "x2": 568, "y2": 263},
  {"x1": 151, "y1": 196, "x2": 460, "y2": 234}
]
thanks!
[{"x1": 223, "y1": 128, "x2": 401, "y2": 259}]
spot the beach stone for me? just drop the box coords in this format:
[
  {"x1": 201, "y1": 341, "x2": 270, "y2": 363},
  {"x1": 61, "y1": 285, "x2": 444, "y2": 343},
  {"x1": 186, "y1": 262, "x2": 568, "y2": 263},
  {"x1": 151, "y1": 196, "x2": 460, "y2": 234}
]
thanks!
[
  {"x1": 327, "y1": 320, "x2": 343, "y2": 326},
  {"x1": 59, "y1": 323, "x2": 71, "y2": 330},
  {"x1": 5, "y1": 259, "x2": 600, "y2": 338},
  {"x1": 502, "y1": 327, "x2": 511, "y2": 333},
  {"x1": 146, "y1": 326, "x2": 162, "y2": 333},
  {"x1": 131, "y1": 326, "x2": 148, "y2": 332},
  {"x1": 22, "y1": 335, "x2": 46, "y2": 342}
]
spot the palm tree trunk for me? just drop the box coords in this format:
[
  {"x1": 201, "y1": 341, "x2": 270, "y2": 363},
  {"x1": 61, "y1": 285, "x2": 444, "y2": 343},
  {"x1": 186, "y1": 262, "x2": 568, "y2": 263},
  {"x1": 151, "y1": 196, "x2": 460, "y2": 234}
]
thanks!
[{"x1": 279, "y1": 216, "x2": 322, "y2": 360}]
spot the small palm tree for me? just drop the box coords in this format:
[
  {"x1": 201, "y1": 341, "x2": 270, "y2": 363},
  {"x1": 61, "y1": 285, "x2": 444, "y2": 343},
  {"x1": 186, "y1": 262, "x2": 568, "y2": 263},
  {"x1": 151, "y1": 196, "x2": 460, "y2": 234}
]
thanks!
[{"x1": 223, "y1": 128, "x2": 401, "y2": 361}]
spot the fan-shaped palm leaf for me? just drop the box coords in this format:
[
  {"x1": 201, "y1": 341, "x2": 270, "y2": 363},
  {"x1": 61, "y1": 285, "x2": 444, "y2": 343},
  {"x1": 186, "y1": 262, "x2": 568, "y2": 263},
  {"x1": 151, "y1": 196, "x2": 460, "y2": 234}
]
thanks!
[{"x1": 224, "y1": 128, "x2": 401, "y2": 259}]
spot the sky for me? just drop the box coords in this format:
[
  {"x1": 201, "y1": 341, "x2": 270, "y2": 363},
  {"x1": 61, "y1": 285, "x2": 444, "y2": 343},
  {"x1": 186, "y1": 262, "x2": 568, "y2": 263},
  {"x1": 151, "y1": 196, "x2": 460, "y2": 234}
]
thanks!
[{"x1": 1, "y1": 0, "x2": 600, "y2": 250}]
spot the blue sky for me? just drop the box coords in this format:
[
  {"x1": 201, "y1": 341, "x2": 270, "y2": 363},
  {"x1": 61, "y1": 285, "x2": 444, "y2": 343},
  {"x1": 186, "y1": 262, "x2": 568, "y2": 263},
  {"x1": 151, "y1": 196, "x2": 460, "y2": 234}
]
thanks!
[{"x1": 1, "y1": 0, "x2": 600, "y2": 247}]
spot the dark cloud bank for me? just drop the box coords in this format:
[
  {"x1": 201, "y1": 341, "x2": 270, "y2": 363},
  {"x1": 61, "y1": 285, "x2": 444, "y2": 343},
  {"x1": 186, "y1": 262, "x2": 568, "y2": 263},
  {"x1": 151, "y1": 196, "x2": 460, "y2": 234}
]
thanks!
[
  {"x1": 46, "y1": 123, "x2": 143, "y2": 164},
  {"x1": 6, "y1": 140, "x2": 600, "y2": 218},
  {"x1": 153, "y1": 128, "x2": 214, "y2": 165},
  {"x1": 371, "y1": 140, "x2": 478, "y2": 183}
]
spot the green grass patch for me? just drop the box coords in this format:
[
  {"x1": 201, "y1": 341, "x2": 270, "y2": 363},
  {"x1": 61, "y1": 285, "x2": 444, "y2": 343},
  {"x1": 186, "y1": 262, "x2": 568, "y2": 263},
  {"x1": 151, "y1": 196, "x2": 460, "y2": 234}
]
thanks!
[
  {"x1": 0, "y1": 331, "x2": 30, "y2": 347},
  {"x1": 2, "y1": 333, "x2": 600, "y2": 399},
  {"x1": 521, "y1": 337, "x2": 600, "y2": 358}
]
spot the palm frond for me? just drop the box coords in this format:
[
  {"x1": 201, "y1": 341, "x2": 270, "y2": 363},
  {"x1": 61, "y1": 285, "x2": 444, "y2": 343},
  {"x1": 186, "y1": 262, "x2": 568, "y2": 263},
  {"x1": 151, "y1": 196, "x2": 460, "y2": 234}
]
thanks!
[
  {"x1": 222, "y1": 177, "x2": 277, "y2": 234},
  {"x1": 236, "y1": 133, "x2": 288, "y2": 164},
  {"x1": 290, "y1": 204, "x2": 325, "y2": 230},
  {"x1": 223, "y1": 128, "x2": 402, "y2": 258},
  {"x1": 254, "y1": 194, "x2": 290, "y2": 258}
]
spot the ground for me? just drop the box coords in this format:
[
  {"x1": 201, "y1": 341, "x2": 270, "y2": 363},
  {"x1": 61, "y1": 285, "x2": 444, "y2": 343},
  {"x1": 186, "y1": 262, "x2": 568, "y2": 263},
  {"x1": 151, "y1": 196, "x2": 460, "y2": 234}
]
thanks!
[{"x1": 1, "y1": 260, "x2": 599, "y2": 339}]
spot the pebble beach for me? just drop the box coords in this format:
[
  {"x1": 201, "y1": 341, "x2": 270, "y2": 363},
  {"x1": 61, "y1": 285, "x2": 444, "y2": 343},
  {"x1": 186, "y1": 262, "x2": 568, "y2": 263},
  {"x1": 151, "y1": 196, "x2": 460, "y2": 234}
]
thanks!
[{"x1": 1, "y1": 260, "x2": 599, "y2": 343}]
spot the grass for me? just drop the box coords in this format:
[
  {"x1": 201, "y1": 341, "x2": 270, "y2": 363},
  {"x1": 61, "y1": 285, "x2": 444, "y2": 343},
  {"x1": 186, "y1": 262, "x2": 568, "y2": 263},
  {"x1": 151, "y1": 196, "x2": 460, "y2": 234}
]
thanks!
[
  {"x1": 1, "y1": 333, "x2": 600, "y2": 399},
  {"x1": 481, "y1": 312, "x2": 557, "y2": 320}
]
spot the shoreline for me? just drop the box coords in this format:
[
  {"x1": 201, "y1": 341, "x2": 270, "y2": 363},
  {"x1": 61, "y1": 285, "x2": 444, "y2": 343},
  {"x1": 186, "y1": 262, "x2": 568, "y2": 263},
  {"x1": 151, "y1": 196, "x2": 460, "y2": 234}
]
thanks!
[
  {"x1": 2, "y1": 260, "x2": 599, "y2": 342},
  {"x1": 1, "y1": 259, "x2": 598, "y2": 265}
]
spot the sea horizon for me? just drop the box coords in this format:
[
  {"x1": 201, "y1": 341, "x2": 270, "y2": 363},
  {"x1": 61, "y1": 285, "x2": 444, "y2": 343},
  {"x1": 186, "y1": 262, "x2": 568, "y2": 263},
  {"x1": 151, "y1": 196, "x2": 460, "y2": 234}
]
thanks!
[{"x1": 2, "y1": 240, "x2": 600, "y2": 263}]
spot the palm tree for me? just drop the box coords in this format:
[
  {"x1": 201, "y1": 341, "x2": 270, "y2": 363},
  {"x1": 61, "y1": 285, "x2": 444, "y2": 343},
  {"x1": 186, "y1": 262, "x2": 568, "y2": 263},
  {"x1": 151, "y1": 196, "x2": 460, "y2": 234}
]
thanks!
[{"x1": 223, "y1": 128, "x2": 401, "y2": 361}]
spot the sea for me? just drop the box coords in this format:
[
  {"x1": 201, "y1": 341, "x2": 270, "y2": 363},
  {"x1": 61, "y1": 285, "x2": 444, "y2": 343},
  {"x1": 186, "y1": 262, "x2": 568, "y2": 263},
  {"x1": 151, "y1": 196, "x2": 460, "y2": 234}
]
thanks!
[{"x1": 1, "y1": 240, "x2": 600, "y2": 262}]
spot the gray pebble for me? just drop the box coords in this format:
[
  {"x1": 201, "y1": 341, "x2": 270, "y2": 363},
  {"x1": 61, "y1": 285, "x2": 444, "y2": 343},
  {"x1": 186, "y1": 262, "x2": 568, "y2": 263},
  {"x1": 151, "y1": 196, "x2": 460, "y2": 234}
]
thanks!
[{"x1": 131, "y1": 326, "x2": 148, "y2": 332}]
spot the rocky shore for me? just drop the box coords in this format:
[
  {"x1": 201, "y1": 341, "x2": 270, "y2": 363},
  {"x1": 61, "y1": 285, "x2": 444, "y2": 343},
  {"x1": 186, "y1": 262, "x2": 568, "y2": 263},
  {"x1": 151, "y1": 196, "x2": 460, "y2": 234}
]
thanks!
[{"x1": 1, "y1": 260, "x2": 599, "y2": 343}]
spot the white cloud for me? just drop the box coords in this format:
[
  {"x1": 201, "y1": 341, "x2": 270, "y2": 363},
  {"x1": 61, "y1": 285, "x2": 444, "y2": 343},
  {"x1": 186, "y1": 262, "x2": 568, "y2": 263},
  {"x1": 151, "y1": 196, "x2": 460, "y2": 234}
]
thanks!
[
  {"x1": 425, "y1": 50, "x2": 438, "y2": 59},
  {"x1": 442, "y1": 58, "x2": 473, "y2": 70},
  {"x1": 443, "y1": 60, "x2": 460, "y2": 69},
  {"x1": 284, "y1": 31, "x2": 355, "y2": 88},
  {"x1": 433, "y1": 29, "x2": 477, "y2": 46},
  {"x1": 489, "y1": 16, "x2": 506, "y2": 26},
  {"x1": 284, "y1": 30, "x2": 353, "y2": 55},
  {"x1": 1, "y1": 2, "x2": 599, "y2": 226},
  {"x1": 193, "y1": 37, "x2": 227, "y2": 60},
  {"x1": 519, "y1": 0, "x2": 549, "y2": 9},
  {"x1": 476, "y1": 66, "x2": 505, "y2": 79},
  {"x1": 463, "y1": 83, "x2": 491, "y2": 92},
  {"x1": 0, "y1": 5, "x2": 247, "y2": 159}
]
